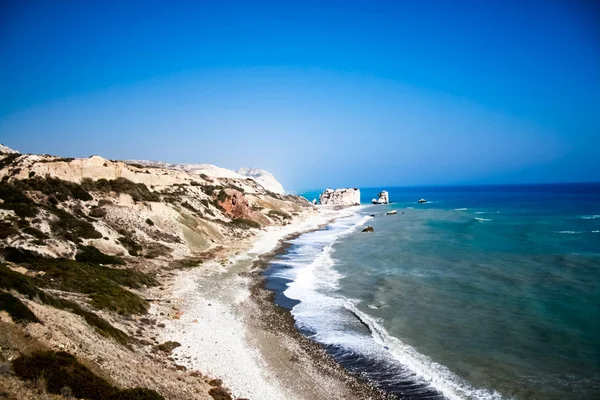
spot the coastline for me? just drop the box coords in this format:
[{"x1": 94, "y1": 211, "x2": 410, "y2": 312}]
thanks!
[{"x1": 148, "y1": 206, "x2": 389, "y2": 399}]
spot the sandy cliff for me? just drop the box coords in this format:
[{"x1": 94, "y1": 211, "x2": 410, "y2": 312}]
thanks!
[{"x1": 0, "y1": 148, "x2": 313, "y2": 400}]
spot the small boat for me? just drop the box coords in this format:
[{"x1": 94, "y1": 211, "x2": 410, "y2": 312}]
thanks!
[{"x1": 418, "y1": 198, "x2": 427, "y2": 203}]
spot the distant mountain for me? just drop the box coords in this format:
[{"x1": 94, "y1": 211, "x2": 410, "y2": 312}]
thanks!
[{"x1": 237, "y1": 168, "x2": 285, "y2": 194}]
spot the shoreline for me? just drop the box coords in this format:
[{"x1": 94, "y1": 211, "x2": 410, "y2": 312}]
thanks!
[
  {"x1": 148, "y1": 206, "x2": 391, "y2": 400},
  {"x1": 246, "y1": 228, "x2": 393, "y2": 400}
]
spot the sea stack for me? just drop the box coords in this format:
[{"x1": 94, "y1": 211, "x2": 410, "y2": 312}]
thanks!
[
  {"x1": 372, "y1": 190, "x2": 389, "y2": 204},
  {"x1": 319, "y1": 188, "x2": 361, "y2": 206}
]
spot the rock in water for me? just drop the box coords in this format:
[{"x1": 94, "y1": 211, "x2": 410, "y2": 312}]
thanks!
[
  {"x1": 319, "y1": 188, "x2": 361, "y2": 206},
  {"x1": 372, "y1": 190, "x2": 389, "y2": 204},
  {"x1": 362, "y1": 226, "x2": 374, "y2": 232},
  {"x1": 386, "y1": 210, "x2": 397, "y2": 215}
]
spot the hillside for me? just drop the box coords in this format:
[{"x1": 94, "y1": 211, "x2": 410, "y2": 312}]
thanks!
[{"x1": 0, "y1": 147, "x2": 313, "y2": 400}]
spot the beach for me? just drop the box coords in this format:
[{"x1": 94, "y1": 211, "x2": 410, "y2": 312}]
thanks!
[{"x1": 148, "y1": 207, "x2": 388, "y2": 400}]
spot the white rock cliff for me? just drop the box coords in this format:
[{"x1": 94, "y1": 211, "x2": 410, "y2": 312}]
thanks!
[
  {"x1": 319, "y1": 188, "x2": 361, "y2": 206},
  {"x1": 126, "y1": 160, "x2": 285, "y2": 194},
  {"x1": 237, "y1": 168, "x2": 285, "y2": 194}
]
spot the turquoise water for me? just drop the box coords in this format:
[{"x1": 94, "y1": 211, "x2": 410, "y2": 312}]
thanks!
[{"x1": 267, "y1": 184, "x2": 600, "y2": 399}]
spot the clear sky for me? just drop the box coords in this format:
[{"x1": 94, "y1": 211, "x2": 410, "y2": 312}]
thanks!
[{"x1": 1, "y1": 0, "x2": 598, "y2": 191}]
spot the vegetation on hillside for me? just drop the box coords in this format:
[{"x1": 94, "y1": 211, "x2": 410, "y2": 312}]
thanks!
[
  {"x1": 13, "y1": 350, "x2": 164, "y2": 400},
  {"x1": 0, "y1": 265, "x2": 130, "y2": 344}
]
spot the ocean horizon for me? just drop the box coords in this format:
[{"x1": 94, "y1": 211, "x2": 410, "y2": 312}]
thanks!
[{"x1": 265, "y1": 183, "x2": 600, "y2": 399}]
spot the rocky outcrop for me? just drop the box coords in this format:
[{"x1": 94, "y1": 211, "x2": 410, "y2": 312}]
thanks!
[
  {"x1": 237, "y1": 168, "x2": 284, "y2": 194},
  {"x1": 372, "y1": 190, "x2": 389, "y2": 204},
  {"x1": 386, "y1": 210, "x2": 397, "y2": 215},
  {"x1": 361, "y1": 226, "x2": 374, "y2": 233},
  {"x1": 216, "y1": 188, "x2": 252, "y2": 219},
  {"x1": 319, "y1": 188, "x2": 360, "y2": 206}
]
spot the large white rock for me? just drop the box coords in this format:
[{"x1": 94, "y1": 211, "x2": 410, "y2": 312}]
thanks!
[
  {"x1": 237, "y1": 168, "x2": 285, "y2": 194},
  {"x1": 319, "y1": 188, "x2": 361, "y2": 206},
  {"x1": 372, "y1": 190, "x2": 389, "y2": 204}
]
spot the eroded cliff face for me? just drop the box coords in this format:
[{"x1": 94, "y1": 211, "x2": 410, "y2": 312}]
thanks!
[
  {"x1": 0, "y1": 153, "x2": 308, "y2": 259},
  {"x1": 319, "y1": 188, "x2": 361, "y2": 206},
  {"x1": 0, "y1": 149, "x2": 314, "y2": 400}
]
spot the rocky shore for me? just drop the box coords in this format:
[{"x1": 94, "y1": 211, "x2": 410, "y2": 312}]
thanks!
[
  {"x1": 0, "y1": 146, "x2": 388, "y2": 400},
  {"x1": 149, "y1": 208, "x2": 392, "y2": 399}
]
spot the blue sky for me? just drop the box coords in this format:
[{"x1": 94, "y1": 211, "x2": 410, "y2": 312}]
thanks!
[{"x1": 0, "y1": 0, "x2": 598, "y2": 191}]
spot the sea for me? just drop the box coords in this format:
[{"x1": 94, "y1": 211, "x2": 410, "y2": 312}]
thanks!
[{"x1": 264, "y1": 184, "x2": 600, "y2": 400}]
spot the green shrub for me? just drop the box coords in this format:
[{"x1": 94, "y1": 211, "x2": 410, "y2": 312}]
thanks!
[
  {"x1": 50, "y1": 207, "x2": 103, "y2": 242},
  {"x1": 3, "y1": 248, "x2": 157, "y2": 315},
  {"x1": 16, "y1": 176, "x2": 93, "y2": 201},
  {"x1": 0, "y1": 220, "x2": 18, "y2": 239},
  {"x1": 0, "y1": 181, "x2": 39, "y2": 218},
  {"x1": 208, "y1": 387, "x2": 232, "y2": 400},
  {"x1": 230, "y1": 218, "x2": 261, "y2": 229},
  {"x1": 228, "y1": 184, "x2": 244, "y2": 193},
  {"x1": 0, "y1": 265, "x2": 130, "y2": 344},
  {"x1": 89, "y1": 206, "x2": 107, "y2": 218},
  {"x1": 98, "y1": 198, "x2": 113, "y2": 206},
  {"x1": 118, "y1": 231, "x2": 142, "y2": 256},
  {"x1": 23, "y1": 226, "x2": 49, "y2": 240},
  {"x1": 83, "y1": 177, "x2": 159, "y2": 202},
  {"x1": 75, "y1": 246, "x2": 125, "y2": 265},
  {"x1": 156, "y1": 341, "x2": 181, "y2": 353},
  {"x1": 0, "y1": 153, "x2": 20, "y2": 169},
  {"x1": 181, "y1": 201, "x2": 202, "y2": 215},
  {"x1": 12, "y1": 351, "x2": 164, "y2": 400},
  {"x1": 0, "y1": 291, "x2": 40, "y2": 324},
  {"x1": 268, "y1": 209, "x2": 291, "y2": 219},
  {"x1": 190, "y1": 181, "x2": 201, "y2": 186},
  {"x1": 201, "y1": 185, "x2": 222, "y2": 196},
  {"x1": 111, "y1": 388, "x2": 165, "y2": 400},
  {"x1": 217, "y1": 189, "x2": 228, "y2": 202}
]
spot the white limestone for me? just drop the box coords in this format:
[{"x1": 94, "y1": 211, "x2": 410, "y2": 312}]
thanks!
[
  {"x1": 237, "y1": 167, "x2": 285, "y2": 194},
  {"x1": 319, "y1": 188, "x2": 361, "y2": 206}
]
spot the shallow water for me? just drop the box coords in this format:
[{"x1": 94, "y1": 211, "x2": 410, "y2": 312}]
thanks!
[{"x1": 266, "y1": 184, "x2": 600, "y2": 399}]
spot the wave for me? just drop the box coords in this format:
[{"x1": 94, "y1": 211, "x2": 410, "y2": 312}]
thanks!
[
  {"x1": 593, "y1": 231, "x2": 600, "y2": 233},
  {"x1": 454, "y1": 208, "x2": 468, "y2": 211},
  {"x1": 556, "y1": 231, "x2": 583, "y2": 234},
  {"x1": 475, "y1": 217, "x2": 492, "y2": 222},
  {"x1": 580, "y1": 215, "x2": 600, "y2": 220},
  {"x1": 475, "y1": 211, "x2": 500, "y2": 215},
  {"x1": 344, "y1": 301, "x2": 505, "y2": 400},
  {"x1": 270, "y1": 209, "x2": 505, "y2": 400}
]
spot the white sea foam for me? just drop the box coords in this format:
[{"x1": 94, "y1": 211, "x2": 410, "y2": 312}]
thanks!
[
  {"x1": 475, "y1": 211, "x2": 500, "y2": 214},
  {"x1": 344, "y1": 302, "x2": 505, "y2": 400},
  {"x1": 593, "y1": 230, "x2": 600, "y2": 233},
  {"x1": 276, "y1": 209, "x2": 507, "y2": 400},
  {"x1": 580, "y1": 215, "x2": 600, "y2": 220},
  {"x1": 455, "y1": 208, "x2": 468, "y2": 211},
  {"x1": 557, "y1": 231, "x2": 583, "y2": 234},
  {"x1": 475, "y1": 217, "x2": 492, "y2": 222}
]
